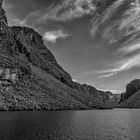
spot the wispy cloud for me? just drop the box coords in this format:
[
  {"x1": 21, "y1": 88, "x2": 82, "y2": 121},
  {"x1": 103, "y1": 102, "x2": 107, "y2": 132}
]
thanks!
[
  {"x1": 118, "y1": 42, "x2": 140, "y2": 55},
  {"x1": 72, "y1": 79, "x2": 78, "y2": 82},
  {"x1": 90, "y1": 0, "x2": 126, "y2": 37},
  {"x1": 16, "y1": 0, "x2": 96, "y2": 27},
  {"x1": 7, "y1": 18, "x2": 27, "y2": 27},
  {"x1": 87, "y1": 0, "x2": 140, "y2": 78},
  {"x1": 119, "y1": 1, "x2": 140, "y2": 31},
  {"x1": 43, "y1": 30, "x2": 69, "y2": 43},
  {"x1": 98, "y1": 54, "x2": 140, "y2": 78},
  {"x1": 84, "y1": 53, "x2": 140, "y2": 78},
  {"x1": 90, "y1": 0, "x2": 140, "y2": 46},
  {"x1": 99, "y1": 72, "x2": 117, "y2": 78}
]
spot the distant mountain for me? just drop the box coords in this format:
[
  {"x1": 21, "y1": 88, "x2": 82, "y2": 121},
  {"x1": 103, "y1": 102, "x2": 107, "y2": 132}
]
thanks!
[
  {"x1": 0, "y1": 0, "x2": 120, "y2": 111},
  {"x1": 117, "y1": 79, "x2": 140, "y2": 108}
]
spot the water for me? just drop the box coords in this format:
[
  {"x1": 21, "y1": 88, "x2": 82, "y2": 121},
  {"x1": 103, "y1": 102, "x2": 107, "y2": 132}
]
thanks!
[{"x1": 0, "y1": 109, "x2": 140, "y2": 140}]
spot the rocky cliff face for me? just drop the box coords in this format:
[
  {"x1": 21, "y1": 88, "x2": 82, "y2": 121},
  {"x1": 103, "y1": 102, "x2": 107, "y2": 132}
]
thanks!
[
  {"x1": 117, "y1": 79, "x2": 140, "y2": 108},
  {"x1": 0, "y1": 0, "x2": 120, "y2": 111}
]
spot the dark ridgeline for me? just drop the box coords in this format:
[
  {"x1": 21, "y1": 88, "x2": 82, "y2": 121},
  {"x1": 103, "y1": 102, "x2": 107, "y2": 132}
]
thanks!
[{"x1": 0, "y1": 0, "x2": 121, "y2": 111}]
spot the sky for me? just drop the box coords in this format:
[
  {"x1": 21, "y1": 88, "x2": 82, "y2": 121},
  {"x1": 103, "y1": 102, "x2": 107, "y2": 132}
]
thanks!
[{"x1": 3, "y1": 0, "x2": 140, "y2": 94}]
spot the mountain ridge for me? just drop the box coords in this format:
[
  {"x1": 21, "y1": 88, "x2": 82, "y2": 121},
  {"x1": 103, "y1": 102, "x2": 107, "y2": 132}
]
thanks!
[{"x1": 0, "y1": 0, "x2": 121, "y2": 111}]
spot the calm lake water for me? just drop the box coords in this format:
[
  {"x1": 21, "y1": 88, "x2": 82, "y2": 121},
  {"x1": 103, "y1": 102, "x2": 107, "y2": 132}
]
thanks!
[{"x1": 0, "y1": 109, "x2": 140, "y2": 140}]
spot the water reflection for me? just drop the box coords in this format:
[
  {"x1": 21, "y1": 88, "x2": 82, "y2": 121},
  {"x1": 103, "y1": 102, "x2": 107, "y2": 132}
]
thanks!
[{"x1": 0, "y1": 110, "x2": 140, "y2": 140}]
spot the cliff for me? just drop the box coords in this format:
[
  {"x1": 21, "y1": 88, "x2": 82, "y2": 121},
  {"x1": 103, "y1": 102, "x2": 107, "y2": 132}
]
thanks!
[
  {"x1": 117, "y1": 79, "x2": 140, "y2": 108},
  {"x1": 0, "y1": 0, "x2": 120, "y2": 111}
]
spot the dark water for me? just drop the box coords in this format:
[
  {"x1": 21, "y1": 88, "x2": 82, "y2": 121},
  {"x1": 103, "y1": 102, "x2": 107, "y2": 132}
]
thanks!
[{"x1": 0, "y1": 109, "x2": 140, "y2": 140}]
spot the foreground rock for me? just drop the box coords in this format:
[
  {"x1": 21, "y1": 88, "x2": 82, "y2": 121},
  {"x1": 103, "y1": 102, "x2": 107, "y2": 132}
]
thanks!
[
  {"x1": 0, "y1": 0, "x2": 120, "y2": 111},
  {"x1": 117, "y1": 79, "x2": 140, "y2": 108}
]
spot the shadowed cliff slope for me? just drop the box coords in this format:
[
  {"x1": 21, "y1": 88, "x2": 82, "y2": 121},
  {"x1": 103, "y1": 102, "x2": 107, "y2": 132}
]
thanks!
[
  {"x1": 0, "y1": 0, "x2": 120, "y2": 110},
  {"x1": 117, "y1": 79, "x2": 140, "y2": 108}
]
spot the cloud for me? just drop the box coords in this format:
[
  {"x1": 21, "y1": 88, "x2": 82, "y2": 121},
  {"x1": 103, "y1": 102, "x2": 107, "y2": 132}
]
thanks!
[
  {"x1": 43, "y1": 30, "x2": 69, "y2": 43},
  {"x1": 90, "y1": 0, "x2": 140, "y2": 46},
  {"x1": 90, "y1": 0, "x2": 126, "y2": 37},
  {"x1": 7, "y1": 17, "x2": 27, "y2": 27},
  {"x1": 86, "y1": 0, "x2": 140, "y2": 78},
  {"x1": 84, "y1": 53, "x2": 140, "y2": 78},
  {"x1": 97, "y1": 54, "x2": 140, "y2": 78},
  {"x1": 99, "y1": 72, "x2": 117, "y2": 78},
  {"x1": 118, "y1": 42, "x2": 140, "y2": 55},
  {"x1": 119, "y1": 1, "x2": 140, "y2": 31},
  {"x1": 72, "y1": 79, "x2": 78, "y2": 82},
  {"x1": 17, "y1": 0, "x2": 96, "y2": 27}
]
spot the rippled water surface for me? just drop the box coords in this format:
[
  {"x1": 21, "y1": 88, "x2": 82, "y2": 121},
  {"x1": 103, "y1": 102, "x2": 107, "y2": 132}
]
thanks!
[{"x1": 0, "y1": 109, "x2": 140, "y2": 140}]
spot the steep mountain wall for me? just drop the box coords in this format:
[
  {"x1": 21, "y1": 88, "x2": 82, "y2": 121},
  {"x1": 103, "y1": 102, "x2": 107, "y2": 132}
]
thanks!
[
  {"x1": 0, "y1": 0, "x2": 120, "y2": 110},
  {"x1": 117, "y1": 79, "x2": 140, "y2": 108}
]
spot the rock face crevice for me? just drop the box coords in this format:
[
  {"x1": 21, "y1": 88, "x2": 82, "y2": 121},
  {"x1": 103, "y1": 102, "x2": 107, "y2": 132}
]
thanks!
[{"x1": 0, "y1": 0, "x2": 120, "y2": 110}]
